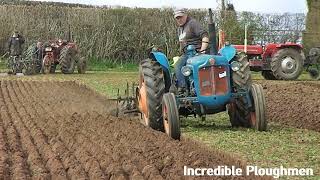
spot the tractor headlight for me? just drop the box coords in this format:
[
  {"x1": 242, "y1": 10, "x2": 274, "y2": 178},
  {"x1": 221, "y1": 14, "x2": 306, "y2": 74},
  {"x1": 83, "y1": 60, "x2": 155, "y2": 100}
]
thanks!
[
  {"x1": 181, "y1": 66, "x2": 192, "y2": 76},
  {"x1": 231, "y1": 61, "x2": 241, "y2": 71}
]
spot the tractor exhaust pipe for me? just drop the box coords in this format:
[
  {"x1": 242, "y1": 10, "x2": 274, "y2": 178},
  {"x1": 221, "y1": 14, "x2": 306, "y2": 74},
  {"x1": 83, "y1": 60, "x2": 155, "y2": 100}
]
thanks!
[{"x1": 208, "y1": 8, "x2": 217, "y2": 55}]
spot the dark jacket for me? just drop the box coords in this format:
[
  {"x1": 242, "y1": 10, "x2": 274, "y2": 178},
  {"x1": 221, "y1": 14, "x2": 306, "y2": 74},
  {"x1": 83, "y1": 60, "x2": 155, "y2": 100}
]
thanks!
[
  {"x1": 8, "y1": 34, "x2": 25, "y2": 56},
  {"x1": 177, "y1": 16, "x2": 208, "y2": 52}
]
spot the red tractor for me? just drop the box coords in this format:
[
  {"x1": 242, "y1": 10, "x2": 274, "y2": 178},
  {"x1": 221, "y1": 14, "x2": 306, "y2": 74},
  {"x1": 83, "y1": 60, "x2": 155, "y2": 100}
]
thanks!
[
  {"x1": 233, "y1": 43, "x2": 304, "y2": 80},
  {"x1": 36, "y1": 39, "x2": 86, "y2": 74}
]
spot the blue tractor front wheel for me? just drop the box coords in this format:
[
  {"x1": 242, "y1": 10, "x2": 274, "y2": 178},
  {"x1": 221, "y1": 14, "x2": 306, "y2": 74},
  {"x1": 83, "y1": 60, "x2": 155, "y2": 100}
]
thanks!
[
  {"x1": 162, "y1": 93, "x2": 180, "y2": 140},
  {"x1": 249, "y1": 83, "x2": 267, "y2": 131}
]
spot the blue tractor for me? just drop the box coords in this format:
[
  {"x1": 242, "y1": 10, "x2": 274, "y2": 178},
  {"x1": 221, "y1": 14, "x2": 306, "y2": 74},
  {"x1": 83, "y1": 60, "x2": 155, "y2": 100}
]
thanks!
[
  {"x1": 116, "y1": 9, "x2": 267, "y2": 140},
  {"x1": 136, "y1": 44, "x2": 267, "y2": 140}
]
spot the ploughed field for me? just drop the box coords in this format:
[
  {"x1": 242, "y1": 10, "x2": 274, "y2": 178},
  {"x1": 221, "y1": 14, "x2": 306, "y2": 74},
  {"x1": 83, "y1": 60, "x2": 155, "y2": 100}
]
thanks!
[
  {"x1": 0, "y1": 80, "x2": 269, "y2": 180},
  {"x1": 261, "y1": 80, "x2": 320, "y2": 132}
]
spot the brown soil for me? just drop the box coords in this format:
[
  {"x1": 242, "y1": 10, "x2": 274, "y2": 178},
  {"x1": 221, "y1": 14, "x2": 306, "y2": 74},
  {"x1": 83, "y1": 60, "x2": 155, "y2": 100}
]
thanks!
[
  {"x1": 260, "y1": 80, "x2": 320, "y2": 132},
  {"x1": 0, "y1": 80, "x2": 270, "y2": 180}
]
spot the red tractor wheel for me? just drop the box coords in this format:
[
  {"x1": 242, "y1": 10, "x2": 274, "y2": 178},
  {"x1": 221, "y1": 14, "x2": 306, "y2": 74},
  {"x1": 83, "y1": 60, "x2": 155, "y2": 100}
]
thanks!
[
  {"x1": 228, "y1": 83, "x2": 267, "y2": 131},
  {"x1": 162, "y1": 93, "x2": 180, "y2": 140},
  {"x1": 138, "y1": 59, "x2": 165, "y2": 131},
  {"x1": 60, "y1": 46, "x2": 76, "y2": 74},
  {"x1": 271, "y1": 48, "x2": 304, "y2": 80}
]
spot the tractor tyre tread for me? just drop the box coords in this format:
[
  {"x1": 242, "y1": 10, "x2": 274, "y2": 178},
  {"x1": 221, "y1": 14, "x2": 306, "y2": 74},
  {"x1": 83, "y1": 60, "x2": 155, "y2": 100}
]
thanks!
[
  {"x1": 60, "y1": 46, "x2": 76, "y2": 74},
  {"x1": 140, "y1": 58, "x2": 165, "y2": 131},
  {"x1": 232, "y1": 54, "x2": 252, "y2": 89},
  {"x1": 270, "y1": 48, "x2": 304, "y2": 80}
]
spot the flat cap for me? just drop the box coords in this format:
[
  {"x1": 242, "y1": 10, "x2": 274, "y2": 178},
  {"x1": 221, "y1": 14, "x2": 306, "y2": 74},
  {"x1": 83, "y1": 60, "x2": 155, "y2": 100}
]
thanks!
[{"x1": 173, "y1": 8, "x2": 187, "y2": 18}]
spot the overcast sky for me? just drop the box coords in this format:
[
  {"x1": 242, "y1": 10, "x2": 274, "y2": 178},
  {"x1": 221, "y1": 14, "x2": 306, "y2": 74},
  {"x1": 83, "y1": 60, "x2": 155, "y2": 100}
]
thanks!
[{"x1": 31, "y1": 0, "x2": 307, "y2": 13}]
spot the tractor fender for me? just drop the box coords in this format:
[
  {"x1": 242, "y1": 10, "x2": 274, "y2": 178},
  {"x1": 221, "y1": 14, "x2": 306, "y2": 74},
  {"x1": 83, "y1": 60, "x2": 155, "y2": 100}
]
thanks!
[
  {"x1": 218, "y1": 45, "x2": 237, "y2": 62},
  {"x1": 149, "y1": 51, "x2": 172, "y2": 91},
  {"x1": 263, "y1": 43, "x2": 304, "y2": 60},
  {"x1": 275, "y1": 43, "x2": 303, "y2": 50},
  {"x1": 274, "y1": 44, "x2": 305, "y2": 62},
  {"x1": 277, "y1": 44, "x2": 305, "y2": 61}
]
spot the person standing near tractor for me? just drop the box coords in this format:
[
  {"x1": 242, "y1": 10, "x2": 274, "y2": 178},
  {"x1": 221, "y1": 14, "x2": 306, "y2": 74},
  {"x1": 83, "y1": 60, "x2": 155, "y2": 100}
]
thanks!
[
  {"x1": 173, "y1": 9, "x2": 209, "y2": 92},
  {"x1": 7, "y1": 30, "x2": 25, "y2": 74},
  {"x1": 8, "y1": 30, "x2": 25, "y2": 57}
]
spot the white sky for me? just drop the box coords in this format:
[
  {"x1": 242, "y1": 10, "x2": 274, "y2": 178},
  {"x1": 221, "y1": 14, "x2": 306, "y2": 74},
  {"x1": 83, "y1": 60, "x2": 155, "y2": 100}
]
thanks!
[{"x1": 30, "y1": 0, "x2": 308, "y2": 13}]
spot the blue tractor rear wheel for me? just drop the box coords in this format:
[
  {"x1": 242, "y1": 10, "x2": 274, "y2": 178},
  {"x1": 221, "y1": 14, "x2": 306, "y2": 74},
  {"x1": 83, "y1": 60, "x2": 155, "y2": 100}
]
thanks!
[
  {"x1": 228, "y1": 52, "x2": 252, "y2": 127},
  {"x1": 138, "y1": 59, "x2": 165, "y2": 131},
  {"x1": 232, "y1": 53, "x2": 252, "y2": 89}
]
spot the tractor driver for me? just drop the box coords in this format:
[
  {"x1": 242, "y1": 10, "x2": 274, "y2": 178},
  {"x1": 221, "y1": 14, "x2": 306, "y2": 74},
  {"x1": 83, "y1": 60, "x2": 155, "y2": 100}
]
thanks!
[{"x1": 173, "y1": 9, "x2": 209, "y2": 92}]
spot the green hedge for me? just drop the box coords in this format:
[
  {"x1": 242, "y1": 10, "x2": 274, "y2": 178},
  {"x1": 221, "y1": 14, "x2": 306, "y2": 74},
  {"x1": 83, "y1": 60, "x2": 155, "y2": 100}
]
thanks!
[{"x1": 0, "y1": 2, "x2": 305, "y2": 63}]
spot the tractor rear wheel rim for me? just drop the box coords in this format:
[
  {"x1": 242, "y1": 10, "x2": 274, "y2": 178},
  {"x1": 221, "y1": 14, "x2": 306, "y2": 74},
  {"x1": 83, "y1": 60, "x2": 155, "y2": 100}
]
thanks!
[
  {"x1": 163, "y1": 104, "x2": 169, "y2": 134},
  {"x1": 139, "y1": 74, "x2": 149, "y2": 126},
  {"x1": 281, "y1": 56, "x2": 296, "y2": 73}
]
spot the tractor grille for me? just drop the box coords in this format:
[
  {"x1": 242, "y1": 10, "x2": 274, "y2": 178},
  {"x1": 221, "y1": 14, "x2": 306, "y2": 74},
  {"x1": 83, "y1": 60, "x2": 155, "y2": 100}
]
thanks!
[{"x1": 198, "y1": 66, "x2": 228, "y2": 96}]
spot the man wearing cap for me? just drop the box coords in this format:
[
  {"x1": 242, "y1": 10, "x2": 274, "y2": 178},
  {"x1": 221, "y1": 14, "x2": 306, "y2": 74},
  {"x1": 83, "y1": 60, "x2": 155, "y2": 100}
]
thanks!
[
  {"x1": 8, "y1": 30, "x2": 25, "y2": 56},
  {"x1": 173, "y1": 9, "x2": 209, "y2": 92},
  {"x1": 7, "y1": 31, "x2": 25, "y2": 74}
]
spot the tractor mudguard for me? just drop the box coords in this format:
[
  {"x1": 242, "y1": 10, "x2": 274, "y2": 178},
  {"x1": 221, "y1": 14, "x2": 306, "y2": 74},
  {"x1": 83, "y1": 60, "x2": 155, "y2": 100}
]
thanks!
[
  {"x1": 149, "y1": 51, "x2": 172, "y2": 91},
  {"x1": 263, "y1": 43, "x2": 303, "y2": 59},
  {"x1": 218, "y1": 45, "x2": 237, "y2": 62},
  {"x1": 275, "y1": 43, "x2": 303, "y2": 49}
]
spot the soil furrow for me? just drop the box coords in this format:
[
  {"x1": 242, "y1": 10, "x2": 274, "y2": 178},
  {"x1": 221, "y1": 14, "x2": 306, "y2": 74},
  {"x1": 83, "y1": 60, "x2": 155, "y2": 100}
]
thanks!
[
  {"x1": 0, "y1": 80, "x2": 272, "y2": 180},
  {"x1": 7, "y1": 80, "x2": 51, "y2": 179},
  {"x1": 18, "y1": 81, "x2": 88, "y2": 179},
  {"x1": 0, "y1": 81, "x2": 31, "y2": 179},
  {"x1": 0, "y1": 86, "x2": 10, "y2": 179}
]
